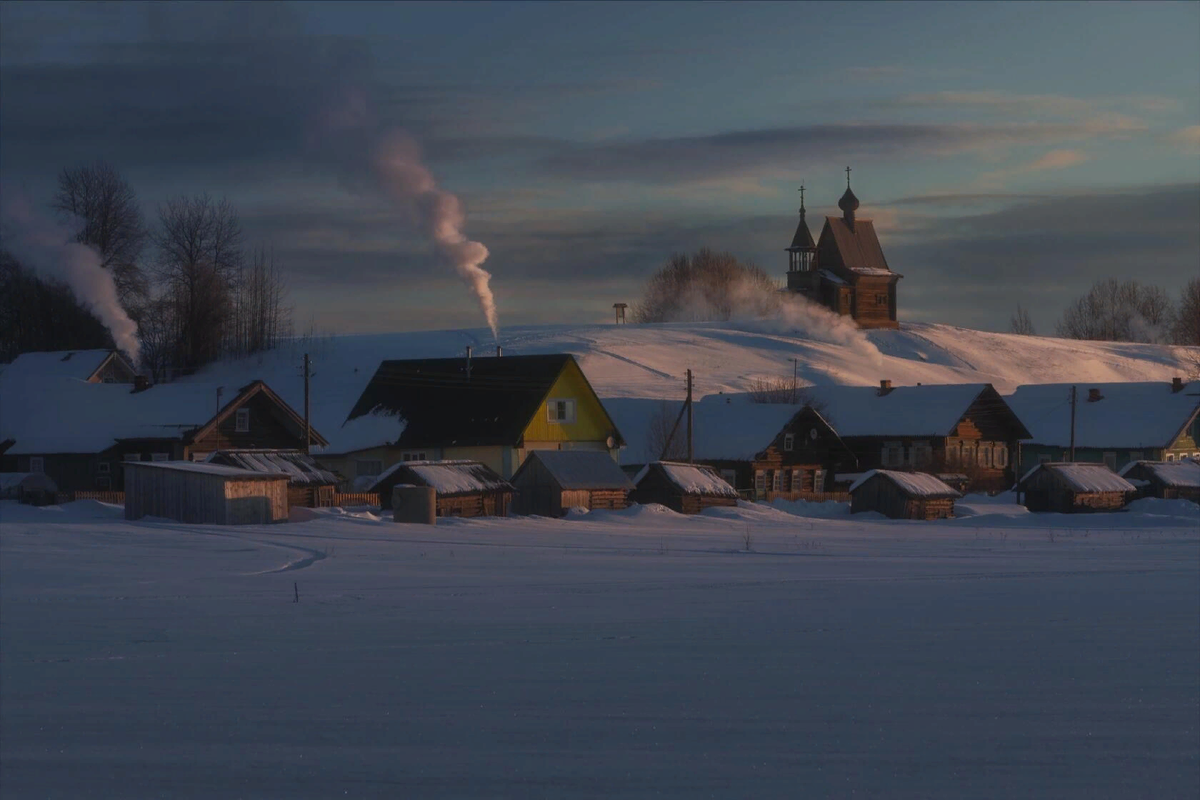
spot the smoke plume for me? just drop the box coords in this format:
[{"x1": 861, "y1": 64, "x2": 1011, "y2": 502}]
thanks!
[
  {"x1": 0, "y1": 186, "x2": 141, "y2": 365},
  {"x1": 373, "y1": 134, "x2": 498, "y2": 338}
]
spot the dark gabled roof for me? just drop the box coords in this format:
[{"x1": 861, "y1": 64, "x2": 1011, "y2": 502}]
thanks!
[
  {"x1": 345, "y1": 354, "x2": 575, "y2": 449},
  {"x1": 788, "y1": 211, "x2": 816, "y2": 250},
  {"x1": 513, "y1": 450, "x2": 634, "y2": 490},
  {"x1": 819, "y1": 217, "x2": 898, "y2": 277}
]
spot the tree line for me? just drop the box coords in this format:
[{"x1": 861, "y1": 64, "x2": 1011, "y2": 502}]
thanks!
[
  {"x1": 1011, "y1": 277, "x2": 1199, "y2": 346},
  {"x1": 0, "y1": 161, "x2": 292, "y2": 378}
]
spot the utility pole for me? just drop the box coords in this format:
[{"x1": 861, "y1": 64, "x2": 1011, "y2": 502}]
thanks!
[
  {"x1": 215, "y1": 387, "x2": 223, "y2": 452},
  {"x1": 304, "y1": 353, "x2": 311, "y2": 455},
  {"x1": 1068, "y1": 385, "x2": 1077, "y2": 462},
  {"x1": 686, "y1": 369, "x2": 694, "y2": 464}
]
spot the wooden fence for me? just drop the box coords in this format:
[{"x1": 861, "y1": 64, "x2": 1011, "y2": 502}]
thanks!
[
  {"x1": 333, "y1": 492, "x2": 381, "y2": 507},
  {"x1": 54, "y1": 491, "x2": 126, "y2": 505}
]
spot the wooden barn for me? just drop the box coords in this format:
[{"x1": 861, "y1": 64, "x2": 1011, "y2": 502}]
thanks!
[
  {"x1": 848, "y1": 469, "x2": 960, "y2": 520},
  {"x1": 206, "y1": 450, "x2": 340, "y2": 508},
  {"x1": 1016, "y1": 463, "x2": 1135, "y2": 514},
  {"x1": 510, "y1": 449, "x2": 634, "y2": 516},
  {"x1": 1118, "y1": 460, "x2": 1200, "y2": 503},
  {"x1": 0, "y1": 472, "x2": 58, "y2": 505},
  {"x1": 369, "y1": 460, "x2": 514, "y2": 518},
  {"x1": 124, "y1": 461, "x2": 290, "y2": 524},
  {"x1": 631, "y1": 461, "x2": 739, "y2": 514}
]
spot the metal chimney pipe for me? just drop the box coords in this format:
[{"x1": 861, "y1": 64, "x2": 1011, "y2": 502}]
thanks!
[
  {"x1": 465, "y1": 345, "x2": 472, "y2": 380},
  {"x1": 496, "y1": 345, "x2": 502, "y2": 357}
]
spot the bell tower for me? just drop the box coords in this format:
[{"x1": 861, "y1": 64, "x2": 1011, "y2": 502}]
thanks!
[{"x1": 786, "y1": 184, "x2": 819, "y2": 294}]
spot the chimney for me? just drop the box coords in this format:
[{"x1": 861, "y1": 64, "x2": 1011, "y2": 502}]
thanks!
[
  {"x1": 1172, "y1": 376, "x2": 1184, "y2": 393},
  {"x1": 132, "y1": 374, "x2": 150, "y2": 393},
  {"x1": 878, "y1": 379, "x2": 893, "y2": 396},
  {"x1": 496, "y1": 345, "x2": 503, "y2": 358},
  {"x1": 1087, "y1": 388, "x2": 1103, "y2": 402},
  {"x1": 465, "y1": 345, "x2": 472, "y2": 380}
]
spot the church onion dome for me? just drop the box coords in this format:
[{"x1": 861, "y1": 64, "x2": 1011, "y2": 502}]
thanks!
[
  {"x1": 789, "y1": 211, "x2": 815, "y2": 249},
  {"x1": 838, "y1": 185, "x2": 860, "y2": 214}
]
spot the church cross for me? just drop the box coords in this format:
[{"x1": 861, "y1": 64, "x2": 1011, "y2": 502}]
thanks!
[
  {"x1": 845, "y1": 166, "x2": 852, "y2": 187},
  {"x1": 798, "y1": 183, "x2": 805, "y2": 210}
]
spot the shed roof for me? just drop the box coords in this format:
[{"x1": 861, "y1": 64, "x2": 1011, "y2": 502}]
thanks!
[
  {"x1": 1018, "y1": 463, "x2": 1136, "y2": 494},
  {"x1": 1118, "y1": 460, "x2": 1200, "y2": 489},
  {"x1": 369, "y1": 460, "x2": 513, "y2": 496},
  {"x1": 634, "y1": 461, "x2": 739, "y2": 498},
  {"x1": 207, "y1": 450, "x2": 340, "y2": 485},
  {"x1": 123, "y1": 460, "x2": 290, "y2": 480},
  {"x1": 1006, "y1": 381, "x2": 1198, "y2": 449},
  {"x1": 515, "y1": 450, "x2": 634, "y2": 490},
  {"x1": 0, "y1": 472, "x2": 58, "y2": 492},
  {"x1": 0, "y1": 349, "x2": 129, "y2": 382},
  {"x1": 849, "y1": 469, "x2": 960, "y2": 498}
]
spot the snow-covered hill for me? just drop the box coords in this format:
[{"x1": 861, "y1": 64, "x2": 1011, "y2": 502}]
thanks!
[{"x1": 178, "y1": 320, "x2": 1195, "y2": 450}]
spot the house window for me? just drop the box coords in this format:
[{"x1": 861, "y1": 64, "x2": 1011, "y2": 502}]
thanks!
[
  {"x1": 772, "y1": 470, "x2": 783, "y2": 492},
  {"x1": 995, "y1": 446, "x2": 1008, "y2": 468},
  {"x1": 1102, "y1": 452, "x2": 1117, "y2": 471},
  {"x1": 791, "y1": 468, "x2": 802, "y2": 492},
  {"x1": 152, "y1": 453, "x2": 170, "y2": 462},
  {"x1": 783, "y1": 433, "x2": 794, "y2": 452},
  {"x1": 356, "y1": 460, "x2": 383, "y2": 477},
  {"x1": 402, "y1": 451, "x2": 428, "y2": 462},
  {"x1": 911, "y1": 441, "x2": 932, "y2": 467},
  {"x1": 29, "y1": 456, "x2": 44, "y2": 473},
  {"x1": 1165, "y1": 453, "x2": 1175, "y2": 462},
  {"x1": 97, "y1": 461, "x2": 111, "y2": 474},
  {"x1": 96, "y1": 476, "x2": 112, "y2": 490},
  {"x1": 754, "y1": 469, "x2": 766, "y2": 497},
  {"x1": 547, "y1": 398, "x2": 576, "y2": 424},
  {"x1": 978, "y1": 446, "x2": 991, "y2": 468},
  {"x1": 813, "y1": 469, "x2": 826, "y2": 493},
  {"x1": 882, "y1": 441, "x2": 904, "y2": 467},
  {"x1": 235, "y1": 408, "x2": 250, "y2": 433},
  {"x1": 124, "y1": 453, "x2": 142, "y2": 462}
]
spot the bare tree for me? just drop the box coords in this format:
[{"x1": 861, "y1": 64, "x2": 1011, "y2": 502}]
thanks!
[
  {"x1": 153, "y1": 194, "x2": 243, "y2": 373},
  {"x1": 0, "y1": 248, "x2": 112, "y2": 360},
  {"x1": 1055, "y1": 278, "x2": 1175, "y2": 343},
  {"x1": 1009, "y1": 304, "x2": 1036, "y2": 335},
  {"x1": 229, "y1": 248, "x2": 293, "y2": 357},
  {"x1": 632, "y1": 247, "x2": 779, "y2": 323},
  {"x1": 53, "y1": 162, "x2": 149, "y2": 317},
  {"x1": 748, "y1": 376, "x2": 796, "y2": 404},
  {"x1": 1171, "y1": 277, "x2": 1200, "y2": 346}
]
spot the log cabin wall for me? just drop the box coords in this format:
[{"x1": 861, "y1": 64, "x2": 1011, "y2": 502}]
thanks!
[{"x1": 851, "y1": 277, "x2": 897, "y2": 328}]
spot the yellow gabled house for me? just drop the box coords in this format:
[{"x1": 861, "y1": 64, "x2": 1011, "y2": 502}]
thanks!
[{"x1": 317, "y1": 353, "x2": 624, "y2": 485}]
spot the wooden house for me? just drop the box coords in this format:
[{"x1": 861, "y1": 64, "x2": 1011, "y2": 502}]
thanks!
[
  {"x1": 631, "y1": 461, "x2": 739, "y2": 514},
  {"x1": 803, "y1": 382, "x2": 1031, "y2": 492},
  {"x1": 1008, "y1": 378, "x2": 1200, "y2": 475},
  {"x1": 750, "y1": 405, "x2": 858, "y2": 501},
  {"x1": 1118, "y1": 460, "x2": 1200, "y2": 503},
  {"x1": 0, "y1": 472, "x2": 58, "y2": 505},
  {"x1": 205, "y1": 450, "x2": 341, "y2": 508},
  {"x1": 1016, "y1": 463, "x2": 1135, "y2": 514},
  {"x1": 325, "y1": 353, "x2": 624, "y2": 485},
  {"x1": 510, "y1": 449, "x2": 634, "y2": 516},
  {"x1": 368, "y1": 460, "x2": 514, "y2": 517},
  {"x1": 784, "y1": 178, "x2": 901, "y2": 329},
  {"x1": 0, "y1": 348, "x2": 137, "y2": 383},
  {"x1": 0, "y1": 376, "x2": 328, "y2": 494},
  {"x1": 124, "y1": 461, "x2": 290, "y2": 524},
  {"x1": 848, "y1": 470, "x2": 960, "y2": 520}
]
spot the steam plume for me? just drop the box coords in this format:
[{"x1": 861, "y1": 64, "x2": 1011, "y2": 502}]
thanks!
[
  {"x1": 0, "y1": 186, "x2": 141, "y2": 365},
  {"x1": 374, "y1": 134, "x2": 499, "y2": 339}
]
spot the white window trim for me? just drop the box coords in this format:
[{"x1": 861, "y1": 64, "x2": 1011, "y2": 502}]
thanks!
[
  {"x1": 546, "y1": 398, "x2": 576, "y2": 424},
  {"x1": 97, "y1": 461, "x2": 111, "y2": 474},
  {"x1": 402, "y1": 451, "x2": 428, "y2": 462},
  {"x1": 124, "y1": 453, "x2": 142, "y2": 462},
  {"x1": 783, "y1": 433, "x2": 794, "y2": 452},
  {"x1": 234, "y1": 408, "x2": 250, "y2": 433}
]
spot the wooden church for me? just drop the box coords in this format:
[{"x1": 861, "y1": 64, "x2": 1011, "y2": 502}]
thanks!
[{"x1": 785, "y1": 169, "x2": 901, "y2": 329}]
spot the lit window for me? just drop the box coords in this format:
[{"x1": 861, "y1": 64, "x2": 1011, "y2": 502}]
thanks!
[
  {"x1": 235, "y1": 408, "x2": 250, "y2": 433},
  {"x1": 783, "y1": 433, "x2": 794, "y2": 452},
  {"x1": 29, "y1": 456, "x2": 44, "y2": 473},
  {"x1": 547, "y1": 398, "x2": 576, "y2": 424}
]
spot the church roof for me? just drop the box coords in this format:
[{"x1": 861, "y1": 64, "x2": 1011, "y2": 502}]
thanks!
[
  {"x1": 788, "y1": 211, "x2": 816, "y2": 250},
  {"x1": 820, "y1": 216, "x2": 896, "y2": 277}
]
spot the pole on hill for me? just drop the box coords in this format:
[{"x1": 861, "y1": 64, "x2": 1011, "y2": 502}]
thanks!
[
  {"x1": 304, "y1": 353, "x2": 311, "y2": 455},
  {"x1": 686, "y1": 369, "x2": 694, "y2": 464},
  {"x1": 1068, "y1": 384, "x2": 1076, "y2": 462}
]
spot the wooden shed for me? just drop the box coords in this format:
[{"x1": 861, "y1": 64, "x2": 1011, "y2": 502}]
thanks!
[
  {"x1": 206, "y1": 450, "x2": 340, "y2": 508},
  {"x1": 0, "y1": 472, "x2": 58, "y2": 505},
  {"x1": 510, "y1": 450, "x2": 634, "y2": 516},
  {"x1": 369, "y1": 460, "x2": 513, "y2": 518},
  {"x1": 1118, "y1": 460, "x2": 1200, "y2": 503},
  {"x1": 124, "y1": 461, "x2": 289, "y2": 524},
  {"x1": 1016, "y1": 463, "x2": 1135, "y2": 514},
  {"x1": 631, "y1": 461, "x2": 739, "y2": 514},
  {"x1": 848, "y1": 470, "x2": 960, "y2": 520}
]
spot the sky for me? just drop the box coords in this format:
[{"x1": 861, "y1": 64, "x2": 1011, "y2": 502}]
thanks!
[{"x1": 1, "y1": 0, "x2": 1197, "y2": 337}]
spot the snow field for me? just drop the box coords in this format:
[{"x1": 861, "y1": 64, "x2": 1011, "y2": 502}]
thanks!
[{"x1": 1, "y1": 498, "x2": 1197, "y2": 798}]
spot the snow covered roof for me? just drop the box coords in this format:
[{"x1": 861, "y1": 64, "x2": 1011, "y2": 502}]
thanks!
[
  {"x1": 369, "y1": 460, "x2": 513, "y2": 496},
  {"x1": 1007, "y1": 381, "x2": 1199, "y2": 449},
  {"x1": 208, "y1": 450, "x2": 340, "y2": 485},
  {"x1": 1118, "y1": 460, "x2": 1200, "y2": 489},
  {"x1": 0, "y1": 349, "x2": 127, "y2": 382},
  {"x1": 328, "y1": 410, "x2": 408, "y2": 454},
  {"x1": 605, "y1": 398, "x2": 801, "y2": 462},
  {"x1": 124, "y1": 460, "x2": 290, "y2": 480},
  {"x1": 849, "y1": 469, "x2": 960, "y2": 498},
  {"x1": 802, "y1": 383, "x2": 1024, "y2": 438},
  {"x1": 515, "y1": 450, "x2": 633, "y2": 490},
  {"x1": 0, "y1": 472, "x2": 57, "y2": 492},
  {"x1": 634, "y1": 462, "x2": 739, "y2": 498},
  {"x1": 1018, "y1": 463, "x2": 1136, "y2": 494}
]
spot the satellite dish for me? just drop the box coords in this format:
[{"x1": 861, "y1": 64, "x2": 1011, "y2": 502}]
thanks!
[{"x1": 606, "y1": 435, "x2": 616, "y2": 448}]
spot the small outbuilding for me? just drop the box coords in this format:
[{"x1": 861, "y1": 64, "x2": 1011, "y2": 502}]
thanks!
[
  {"x1": 510, "y1": 450, "x2": 634, "y2": 516},
  {"x1": 0, "y1": 472, "x2": 58, "y2": 505},
  {"x1": 206, "y1": 450, "x2": 341, "y2": 508},
  {"x1": 1118, "y1": 460, "x2": 1200, "y2": 503},
  {"x1": 631, "y1": 461, "x2": 739, "y2": 514},
  {"x1": 848, "y1": 469, "x2": 960, "y2": 520},
  {"x1": 369, "y1": 460, "x2": 514, "y2": 517},
  {"x1": 125, "y1": 461, "x2": 290, "y2": 524},
  {"x1": 1016, "y1": 463, "x2": 1135, "y2": 513}
]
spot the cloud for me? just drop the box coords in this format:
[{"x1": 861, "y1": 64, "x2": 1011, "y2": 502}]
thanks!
[
  {"x1": 1166, "y1": 125, "x2": 1200, "y2": 153},
  {"x1": 976, "y1": 148, "x2": 1090, "y2": 189},
  {"x1": 890, "y1": 91, "x2": 1178, "y2": 118}
]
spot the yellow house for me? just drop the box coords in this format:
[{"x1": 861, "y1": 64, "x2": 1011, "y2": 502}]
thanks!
[{"x1": 317, "y1": 353, "x2": 624, "y2": 485}]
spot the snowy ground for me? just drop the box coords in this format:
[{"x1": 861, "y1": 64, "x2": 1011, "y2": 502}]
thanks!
[{"x1": 2, "y1": 498, "x2": 1198, "y2": 798}]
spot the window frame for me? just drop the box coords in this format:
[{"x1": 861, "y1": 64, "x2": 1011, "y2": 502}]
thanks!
[
  {"x1": 546, "y1": 398, "x2": 576, "y2": 424},
  {"x1": 151, "y1": 452, "x2": 170, "y2": 462},
  {"x1": 401, "y1": 451, "x2": 428, "y2": 462},
  {"x1": 29, "y1": 456, "x2": 45, "y2": 473},
  {"x1": 124, "y1": 453, "x2": 142, "y2": 462},
  {"x1": 97, "y1": 461, "x2": 111, "y2": 474},
  {"x1": 234, "y1": 407, "x2": 250, "y2": 433},
  {"x1": 783, "y1": 433, "x2": 794, "y2": 452}
]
